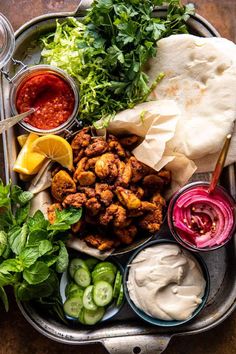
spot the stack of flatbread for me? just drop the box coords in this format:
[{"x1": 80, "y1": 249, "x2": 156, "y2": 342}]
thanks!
[{"x1": 108, "y1": 34, "x2": 236, "y2": 192}]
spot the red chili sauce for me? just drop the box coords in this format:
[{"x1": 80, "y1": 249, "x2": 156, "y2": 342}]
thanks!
[{"x1": 16, "y1": 73, "x2": 75, "y2": 130}]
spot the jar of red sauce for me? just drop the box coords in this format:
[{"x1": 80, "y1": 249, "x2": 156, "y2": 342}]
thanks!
[
  {"x1": 168, "y1": 181, "x2": 236, "y2": 252},
  {"x1": 9, "y1": 65, "x2": 79, "y2": 134}
]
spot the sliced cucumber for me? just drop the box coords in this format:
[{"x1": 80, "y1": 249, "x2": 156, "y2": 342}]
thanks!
[
  {"x1": 83, "y1": 285, "x2": 98, "y2": 311},
  {"x1": 69, "y1": 258, "x2": 88, "y2": 278},
  {"x1": 113, "y1": 271, "x2": 122, "y2": 299},
  {"x1": 85, "y1": 258, "x2": 99, "y2": 271},
  {"x1": 116, "y1": 283, "x2": 124, "y2": 306},
  {"x1": 63, "y1": 297, "x2": 83, "y2": 318},
  {"x1": 78, "y1": 308, "x2": 86, "y2": 324},
  {"x1": 65, "y1": 282, "x2": 83, "y2": 297},
  {"x1": 74, "y1": 267, "x2": 91, "y2": 288},
  {"x1": 93, "y1": 281, "x2": 113, "y2": 307},
  {"x1": 83, "y1": 307, "x2": 105, "y2": 325},
  {"x1": 69, "y1": 288, "x2": 84, "y2": 299},
  {"x1": 92, "y1": 267, "x2": 115, "y2": 285},
  {"x1": 94, "y1": 261, "x2": 117, "y2": 274}
]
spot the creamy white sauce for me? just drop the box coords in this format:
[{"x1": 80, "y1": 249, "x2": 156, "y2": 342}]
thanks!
[{"x1": 127, "y1": 243, "x2": 206, "y2": 321}]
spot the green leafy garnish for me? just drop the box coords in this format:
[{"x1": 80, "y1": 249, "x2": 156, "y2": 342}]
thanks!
[
  {"x1": 0, "y1": 181, "x2": 82, "y2": 310},
  {"x1": 41, "y1": 0, "x2": 194, "y2": 126}
]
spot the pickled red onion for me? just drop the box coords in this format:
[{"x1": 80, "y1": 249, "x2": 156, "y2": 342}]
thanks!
[{"x1": 172, "y1": 185, "x2": 235, "y2": 249}]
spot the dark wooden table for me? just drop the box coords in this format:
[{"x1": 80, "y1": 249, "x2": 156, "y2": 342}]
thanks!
[{"x1": 0, "y1": 1, "x2": 235, "y2": 353}]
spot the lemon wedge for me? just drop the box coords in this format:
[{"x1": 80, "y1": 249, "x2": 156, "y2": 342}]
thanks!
[
  {"x1": 17, "y1": 134, "x2": 29, "y2": 148},
  {"x1": 13, "y1": 133, "x2": 47, "y2": 175},
  {"x1": 31, "y1": 134, "x2": 73, "y2": 170}
]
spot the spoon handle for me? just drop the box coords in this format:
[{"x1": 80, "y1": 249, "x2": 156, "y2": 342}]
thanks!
[
  {"x1": 208, "y1": 134, "x2": 232, "y2": 194},
  {"x1": 0, "y1": 108, "x2": 35, "y2": 134}
]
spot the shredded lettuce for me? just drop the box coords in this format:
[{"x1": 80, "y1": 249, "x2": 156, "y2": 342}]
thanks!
[{"x1": 40, "y1": 0, "x2": 194, "y2": 126}]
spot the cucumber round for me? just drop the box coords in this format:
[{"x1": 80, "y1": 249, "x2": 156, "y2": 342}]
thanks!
[
  {"x1": 83, "y1": 285, "x2": 98, "y2": 311},
  {"x1": 113, "y1": 271, "x2": 122, "y2": 299},
  {"x1": 74, "y1": 267, "x2": 91, "y2": 288},
  {"x1": 69, "y1": 258, "x2": 88, "y2": 278},
  {"x1": 69, "y1": 288, "x2": 84, "y2": 299},
  {"x1": 92, "y1": 267, "x2": 115, "y2": 285},
  {"x1": 63, "y1": 297, "x2": 83, "y2": 318},
  {"x1": 85, "y1": 258, "x2": 99, "y2": 271},
  {"x1": 83, "y1": 307, "x2": 105, "y2": 325},
  {"x1": 78, "y1": 308, "x2": 86, "y2": 324},
  {"x1": 94, "y1": 262, "x2": 117, "y2": 274},
  {"x1": 65, "y1": 282, "x2": 83, "y2": 297},
  {"x1": 116, "y1": 283, "x2": 124, "y2": 306},
  {"x1": 93, "y1": 281, "x2": 113, "y2": 307}
]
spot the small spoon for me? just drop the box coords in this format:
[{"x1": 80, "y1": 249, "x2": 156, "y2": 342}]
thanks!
[
  {"x1": 208, "y1": 134, "x2": 232, "y2": 194},
  {"x1": 0, "y1": 108, "x2": 35, "y2": 134}
]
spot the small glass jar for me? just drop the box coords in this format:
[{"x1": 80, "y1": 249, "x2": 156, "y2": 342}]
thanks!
[
  {"x1": 0, "y1": 13, "x2": 15, "y2": 69},
  {"x1": 9, "y1": 64, "x2": 79, "y2": 135},
  {"x1": 168, "y1": 181, "x2": 236, "y2": 252}
]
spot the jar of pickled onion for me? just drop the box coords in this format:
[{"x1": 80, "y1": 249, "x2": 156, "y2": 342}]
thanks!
[{"x1": 168, "y1": 182, "x2": 236, "y2": 251}]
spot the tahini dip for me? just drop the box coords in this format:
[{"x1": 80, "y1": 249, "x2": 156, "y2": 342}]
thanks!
[{"x1": 127, "y1": 243, "x2": 206, "y2": 321}]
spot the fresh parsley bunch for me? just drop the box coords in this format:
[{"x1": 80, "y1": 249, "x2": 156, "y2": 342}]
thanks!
[
  {"x1": 0, "y1": 181, "x2": 82, "y2": 311},
  {"x1": 41, "y1": 0, "x2": 194, "y2": 126}
]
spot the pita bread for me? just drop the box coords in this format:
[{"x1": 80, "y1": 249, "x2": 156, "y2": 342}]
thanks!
[{"x1": 146, "y1": 34, "x2": 236, "y2": 164}]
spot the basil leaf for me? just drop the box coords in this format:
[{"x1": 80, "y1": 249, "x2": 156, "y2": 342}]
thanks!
[
  {"x1": 27, "y1": 210, "x2": 49, "y2": 232},
  {"x1": 0, "y1": 231, "x2": 7, "y2": 256},
  {"x1": 38, "y1": 240, "x2": 53, "y2": 256},
  {"x1": 0, "y1": 259, "x2": 23, "y2": 273},
  {"x1": 23, "y1": 261, "x2": 50, "y2": 285},
  {"x1": 15, "y1": 203, "x2": 30, "y2": 225},
  {"x1": 55, "y1": 241, "x2": 69, "y2": 273},
  {"x1": 15, "y1": 271, "x2": 58, "y2": 301},
  {"x1": 8, "y1": 224, "x2": 28, "y2": 255},
  {"x1": 0, "y1": 271, "x2": 17, "y2": 287},
  {"x1": 19, "y1": 247, "x2": 39, "y2": 268},
  {"x1": 11, "y1": 185, "x2": 33, "y2": 206},
  {"x1": 27, "y1": 230, "x2": 48, "y2": 247},
  {"x1": 0, "y1": 286, "x2": 9, "y2": 311}
]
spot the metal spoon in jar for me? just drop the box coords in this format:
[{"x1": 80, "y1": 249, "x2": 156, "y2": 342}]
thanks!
[
  {"x1": 208, "y1": 134, "x2": 232, "y2": 194},
  {"x1": 0, "y1": 108, "x2": 35, "y2": 134}
]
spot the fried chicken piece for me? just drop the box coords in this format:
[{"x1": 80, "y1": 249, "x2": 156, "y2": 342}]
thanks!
[
  {"x1": 108, "y1": 134, "x2": 126, "y2": 158},
  {"x1": 115, "y1": 160, "x2": 132, "y2": 187},
  {"x1": 129, "y1": 156, "x2": 151, "y2": 183},
  {"x1": 73, "y1": 148, "x2": 85, "y2": 164},
  {"x1": 119, "y1": 135, "x2": 139, "y2": 149},
  {"x1": 95, "y1": 183, "x2": 114, "y2": 206},
  {"x1": 71, "y1": 220, "x2": 85, "y2": 233},
  {"x1": 73, "y1": 157, "x2": 88, "y2": 182},
  {"x1": 85, "y1": 197, "x2": 102, "y2": 216},
  {"x1": 95, "y1": 153, "x2": 118, "y2": 180},
  {"x1": 47, "y1": 203, "x2": 62, "y2": 224},
  {"x1": 78, "y1": 187, "x2": 96, "y2": 199},
  {"x1": 62, "y1": 193, "x2": 86, "y2": 208},
  {"x1": 71, "y1": 128, "x2": 91, "y2": 164},
  {"x1": 130, "y1": 185, "x2": 145, "y2": 199},
  {"x1": 115, "y1": 186, "x2": 141, "y2": 210},
  {"x1": 51, "y1": 170, "x2": 76, "y2": 202},
  {"x1": 85, "y1": 138, "x2": 108, "y2": 157},
  {"x1": 84, "y1": 234, "x2": 117, "y2": 251},
  {"x1": 143, "y1": 174, "x2": 165, "y2": 190},
  {"x1": 86, "y1": 156, "x2": 100, "y2": 170},
  {"x1": 127, "y1": 201, "x2": 156, "y2": 217},
  {"x1": 114, "y1": 224, "x2": 138, "y2": 244},
  {"x1": 77, "y1": 171, "x2": 96, "y2": 186},
  {"x1": 85, "y1": 213, "x2": 99, "y2": 225},
  {"x1": 139, "y1": 207, "x2": 163, "y2": 233},
  {"x1": 151, "y1": 192, "x2": 166, "y2": 208},
  {"x1": 71, "y1": 128, "x2": 91, "y2": 149},
  {"x1": 157, "y1": 169, "x2": 171, "y2": 185},
  {"x1": 99, "y1": 204, "x2": 127, "y2": 228}
]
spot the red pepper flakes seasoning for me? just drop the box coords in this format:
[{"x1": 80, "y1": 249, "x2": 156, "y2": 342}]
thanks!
[{"x1": 16, "y1": 73, "x2": 75, "y2": 130}]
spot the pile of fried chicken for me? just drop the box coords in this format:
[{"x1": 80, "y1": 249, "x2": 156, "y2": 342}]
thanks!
[{"x1": 48, "y1": 128, "x2": 171, "y2": 251}]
